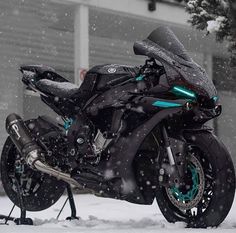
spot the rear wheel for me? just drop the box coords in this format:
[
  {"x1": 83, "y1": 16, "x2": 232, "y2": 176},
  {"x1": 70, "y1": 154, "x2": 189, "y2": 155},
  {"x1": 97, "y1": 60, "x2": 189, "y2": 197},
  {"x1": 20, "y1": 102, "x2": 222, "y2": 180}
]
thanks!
[
  {"x1": 156, "y1": 131, "x2": 235, "y2": 228},
  {"x1": 0, "y1": 121, "x2": 66, "y2": 211}
]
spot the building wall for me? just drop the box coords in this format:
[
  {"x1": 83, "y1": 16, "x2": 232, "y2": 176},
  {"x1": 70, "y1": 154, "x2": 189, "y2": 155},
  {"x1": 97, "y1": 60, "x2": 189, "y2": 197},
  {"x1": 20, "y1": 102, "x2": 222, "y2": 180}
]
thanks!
[
  {"x1": 0, "y1": 0, "x2": 74, "y2": 148},
  {"x1": 217, "y1": 90, "x2": 236, "y2": 166},
  {"x1": 0, "y1": 0, "x2": 233, "y2": 168},
  {"x1": 88, "y1": 7, "x2": 217, "y2": 68},
  {"x1": 213, "y1": 57, "x2": 236, "y2": 166}
]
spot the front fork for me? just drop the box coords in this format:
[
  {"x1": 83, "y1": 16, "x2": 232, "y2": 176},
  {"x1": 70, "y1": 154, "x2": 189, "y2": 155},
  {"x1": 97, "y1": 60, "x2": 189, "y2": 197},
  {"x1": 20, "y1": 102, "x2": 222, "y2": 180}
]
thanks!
[
  {"x1": 162, "y1": 126, "x2": 175, "y2": 166},
  {"x1": 159, "y1": 125, "x2": 186, "y2": 187}
]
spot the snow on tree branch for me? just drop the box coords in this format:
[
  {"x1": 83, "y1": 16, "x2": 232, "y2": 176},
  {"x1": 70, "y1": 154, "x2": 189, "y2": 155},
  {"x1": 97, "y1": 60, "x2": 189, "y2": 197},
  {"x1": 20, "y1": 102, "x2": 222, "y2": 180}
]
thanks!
[
  {"x1": 206, "y1": 16, "x2": 227, "y2": 34},
  {"x1": 185, "y1": 0, "x2": 231, "y2": 41},
  {"x1": 175, "y1": 0, "x2": 236, "y2": 66}
]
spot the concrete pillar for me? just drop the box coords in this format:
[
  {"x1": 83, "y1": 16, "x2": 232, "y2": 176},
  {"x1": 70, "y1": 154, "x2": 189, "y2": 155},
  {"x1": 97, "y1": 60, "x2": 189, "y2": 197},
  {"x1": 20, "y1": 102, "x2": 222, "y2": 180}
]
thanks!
[
  {"x1": 203, "y1": 53, "x2": 213, "y2": 80},
  {"x1": 74, "y1": 4, "x2": 89, "y2": 87},
  {"x1": 203, "y1": 54, "x2": 215, "y2": 130}
]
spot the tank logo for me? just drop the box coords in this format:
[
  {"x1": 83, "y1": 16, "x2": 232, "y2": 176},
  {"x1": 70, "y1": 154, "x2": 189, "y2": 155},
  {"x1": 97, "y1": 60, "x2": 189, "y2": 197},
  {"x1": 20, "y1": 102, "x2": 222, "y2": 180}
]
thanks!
[
  {"x1": 12, "y1": 124, "x2": 21, "y2": 140},
  {"x1": 108, "y1": 67, "x2": 116, "y2": 73}
]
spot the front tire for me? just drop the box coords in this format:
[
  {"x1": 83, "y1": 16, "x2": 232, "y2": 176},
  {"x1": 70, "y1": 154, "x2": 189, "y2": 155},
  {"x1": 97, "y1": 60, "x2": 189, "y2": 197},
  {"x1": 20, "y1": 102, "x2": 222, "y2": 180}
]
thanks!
[{"x1": 156, "y1": 131, "x2": 235, "y2": 228}]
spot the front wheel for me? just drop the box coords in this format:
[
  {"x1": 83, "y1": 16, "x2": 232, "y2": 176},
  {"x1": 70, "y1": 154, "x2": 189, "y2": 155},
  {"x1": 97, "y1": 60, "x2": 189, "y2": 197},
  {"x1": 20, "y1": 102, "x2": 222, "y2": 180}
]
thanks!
[{"x1": 156, "y1": 131, "x2": 235, "y2": 228}]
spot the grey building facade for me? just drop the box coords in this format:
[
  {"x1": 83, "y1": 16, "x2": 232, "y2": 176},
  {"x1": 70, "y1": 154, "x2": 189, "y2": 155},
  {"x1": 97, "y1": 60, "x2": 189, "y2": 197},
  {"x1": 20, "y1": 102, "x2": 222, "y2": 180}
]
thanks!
[{"x1": 0, "y1": 0, "x2": 235, "y2": 166}]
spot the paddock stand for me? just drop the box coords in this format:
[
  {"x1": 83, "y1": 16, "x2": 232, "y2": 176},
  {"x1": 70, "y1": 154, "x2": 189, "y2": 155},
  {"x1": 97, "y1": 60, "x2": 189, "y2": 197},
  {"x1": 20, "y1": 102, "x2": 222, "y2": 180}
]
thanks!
[
  {"x1": 0, "y1": 181, "x2": 79, "y2": 225},
  {"x1": 57, "y1": 184, "x2": 79, "y2": 221}
]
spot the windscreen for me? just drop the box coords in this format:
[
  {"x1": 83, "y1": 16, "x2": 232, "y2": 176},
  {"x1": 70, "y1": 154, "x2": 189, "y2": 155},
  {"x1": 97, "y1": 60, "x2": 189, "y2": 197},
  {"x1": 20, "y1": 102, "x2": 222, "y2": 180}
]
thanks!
[
  {"x1": 133, "y1": 26, "x2": 217, "y2": 98},
  {"x1": 147, "y1": 26, "x2": 192, "y2": 62}
]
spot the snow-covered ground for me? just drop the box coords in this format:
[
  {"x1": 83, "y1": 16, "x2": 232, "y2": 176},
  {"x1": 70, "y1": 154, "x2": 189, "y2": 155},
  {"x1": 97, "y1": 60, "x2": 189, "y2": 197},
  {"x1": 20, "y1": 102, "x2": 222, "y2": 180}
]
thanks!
[{"x1": 0, "y1": 194, "x2": 236, "y2": 233}]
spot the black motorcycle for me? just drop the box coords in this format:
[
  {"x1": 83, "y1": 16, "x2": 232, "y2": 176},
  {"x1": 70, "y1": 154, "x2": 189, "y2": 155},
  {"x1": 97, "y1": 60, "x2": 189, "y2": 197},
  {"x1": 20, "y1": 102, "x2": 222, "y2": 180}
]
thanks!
[{"x1": 1, "y1": 26, "x2": 235, "y2": 228}]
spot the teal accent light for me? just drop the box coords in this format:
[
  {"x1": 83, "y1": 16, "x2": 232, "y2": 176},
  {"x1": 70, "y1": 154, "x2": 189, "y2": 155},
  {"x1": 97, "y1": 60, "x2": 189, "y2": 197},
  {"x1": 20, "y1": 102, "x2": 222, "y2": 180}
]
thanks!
[
  {"x1": 171, "y1": 86, "x2": 196, "y2": 100},
  {"x1": 152, "y1": 100, "x2": 182, "y2": 108},
  {"x1": 64, "y1": 118, "x2": 73, "y2": 130},
  {"x1": 136, "y1": 75, "x2": 144, "y2": 81},
  {"x1": 213, "y1": 96, "x2": 218, "y2": 102}
]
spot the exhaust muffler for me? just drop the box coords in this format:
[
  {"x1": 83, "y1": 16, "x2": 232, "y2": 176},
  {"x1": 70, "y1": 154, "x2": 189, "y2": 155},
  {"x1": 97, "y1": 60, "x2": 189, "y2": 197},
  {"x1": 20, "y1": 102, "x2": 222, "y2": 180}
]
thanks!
[
  {"x1": 6, "y1": 113, "x2": 41, "y2": 165},
  {"x1": 5, "y1": 113, "x2": 79, "y2": 186}
]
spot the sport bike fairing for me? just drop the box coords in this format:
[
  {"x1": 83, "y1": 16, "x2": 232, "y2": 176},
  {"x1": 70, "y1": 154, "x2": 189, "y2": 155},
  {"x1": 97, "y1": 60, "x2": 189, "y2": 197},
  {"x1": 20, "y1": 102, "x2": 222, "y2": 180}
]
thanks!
[{"x1": 133, "y1": 26, "x2": 217, "y2": 99}]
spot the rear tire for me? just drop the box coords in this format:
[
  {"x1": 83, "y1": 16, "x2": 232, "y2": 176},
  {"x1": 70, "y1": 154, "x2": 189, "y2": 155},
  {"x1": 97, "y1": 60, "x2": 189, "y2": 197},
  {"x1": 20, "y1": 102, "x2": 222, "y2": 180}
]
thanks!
[
  {"x1": 156, "y1": 131, "x2": 235, "y2": 228},
  {"x1": 0, "y1": 121, "x2": 66, "y2": 211}
]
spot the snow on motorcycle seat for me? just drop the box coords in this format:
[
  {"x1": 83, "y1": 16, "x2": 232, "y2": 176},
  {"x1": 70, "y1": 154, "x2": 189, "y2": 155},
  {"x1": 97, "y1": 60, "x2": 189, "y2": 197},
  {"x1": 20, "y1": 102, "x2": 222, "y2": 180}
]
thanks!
[
  {"x1": 36, "y1": 79, "x2": 80, "y2": 99},
  {"x1": 20, "y1": 64, "x2": 69, "y2": 83},
  {"x1": 20, "y1": 64, "x2": 55, "y2": 74}
]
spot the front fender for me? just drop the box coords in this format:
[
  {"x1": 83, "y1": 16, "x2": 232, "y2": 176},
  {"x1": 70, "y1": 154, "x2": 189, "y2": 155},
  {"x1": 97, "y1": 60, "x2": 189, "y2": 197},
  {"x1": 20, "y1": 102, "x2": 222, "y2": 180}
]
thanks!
[{"x1": 170, "y1": 125, "x2": 213, "y2": 142}]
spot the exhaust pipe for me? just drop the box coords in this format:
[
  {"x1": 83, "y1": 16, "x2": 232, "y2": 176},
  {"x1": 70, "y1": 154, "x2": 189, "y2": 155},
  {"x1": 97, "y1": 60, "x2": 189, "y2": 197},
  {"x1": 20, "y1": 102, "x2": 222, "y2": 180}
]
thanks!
[
  {"x1": 6, "y1": 113, "x2": 41, "y2": 163},
  {"x1": 33, "y1": 160, "x2": 79, "y2": 186},
  {"x1": 6, "y1": 113, "x2": 79, "y2": 187}
]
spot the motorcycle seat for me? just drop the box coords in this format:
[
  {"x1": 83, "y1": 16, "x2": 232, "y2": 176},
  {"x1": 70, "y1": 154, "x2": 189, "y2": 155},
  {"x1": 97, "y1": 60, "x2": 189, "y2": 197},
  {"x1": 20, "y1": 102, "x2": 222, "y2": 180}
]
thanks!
[
  {"x1": 36, "y1": 79, "x2": 80, "y2": 99},
  {"x1": 20, "y1": 64, "x2": 69, "y2": 83},
  {"x1": 20, "y1": 64, "x2": 55, "y2": 74}
]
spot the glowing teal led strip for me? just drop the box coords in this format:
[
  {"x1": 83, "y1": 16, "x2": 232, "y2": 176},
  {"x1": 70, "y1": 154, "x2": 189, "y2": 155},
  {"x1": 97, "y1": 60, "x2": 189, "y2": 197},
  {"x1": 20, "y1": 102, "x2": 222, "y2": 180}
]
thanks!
[
  {"x1": 152, "y1": 100, "x2": 182, "y2": 108},
  {"x1": 135, "y1": 75, "x2": 144, "y2": 81},
  {"x1": 171, "y1": 86, "x2": 196, "y2": 100}
]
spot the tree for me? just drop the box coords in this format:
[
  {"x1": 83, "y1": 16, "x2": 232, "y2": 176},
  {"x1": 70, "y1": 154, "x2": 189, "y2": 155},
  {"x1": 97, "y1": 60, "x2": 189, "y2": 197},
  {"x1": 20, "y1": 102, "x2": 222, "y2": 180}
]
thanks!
[
  {"x1": 228, "y1": 1, "x2": 236, "y2": 66},
  {"x1": 177, "y1": 0, "x2": 236, "y2": 67}
]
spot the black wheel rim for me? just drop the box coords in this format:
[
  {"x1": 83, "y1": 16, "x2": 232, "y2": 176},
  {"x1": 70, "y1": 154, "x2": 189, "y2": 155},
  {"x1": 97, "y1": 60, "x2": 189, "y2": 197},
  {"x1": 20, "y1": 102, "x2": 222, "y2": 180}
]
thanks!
[{"x1": 6, "y1": 145, "x2": 45, "y2": 197}]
